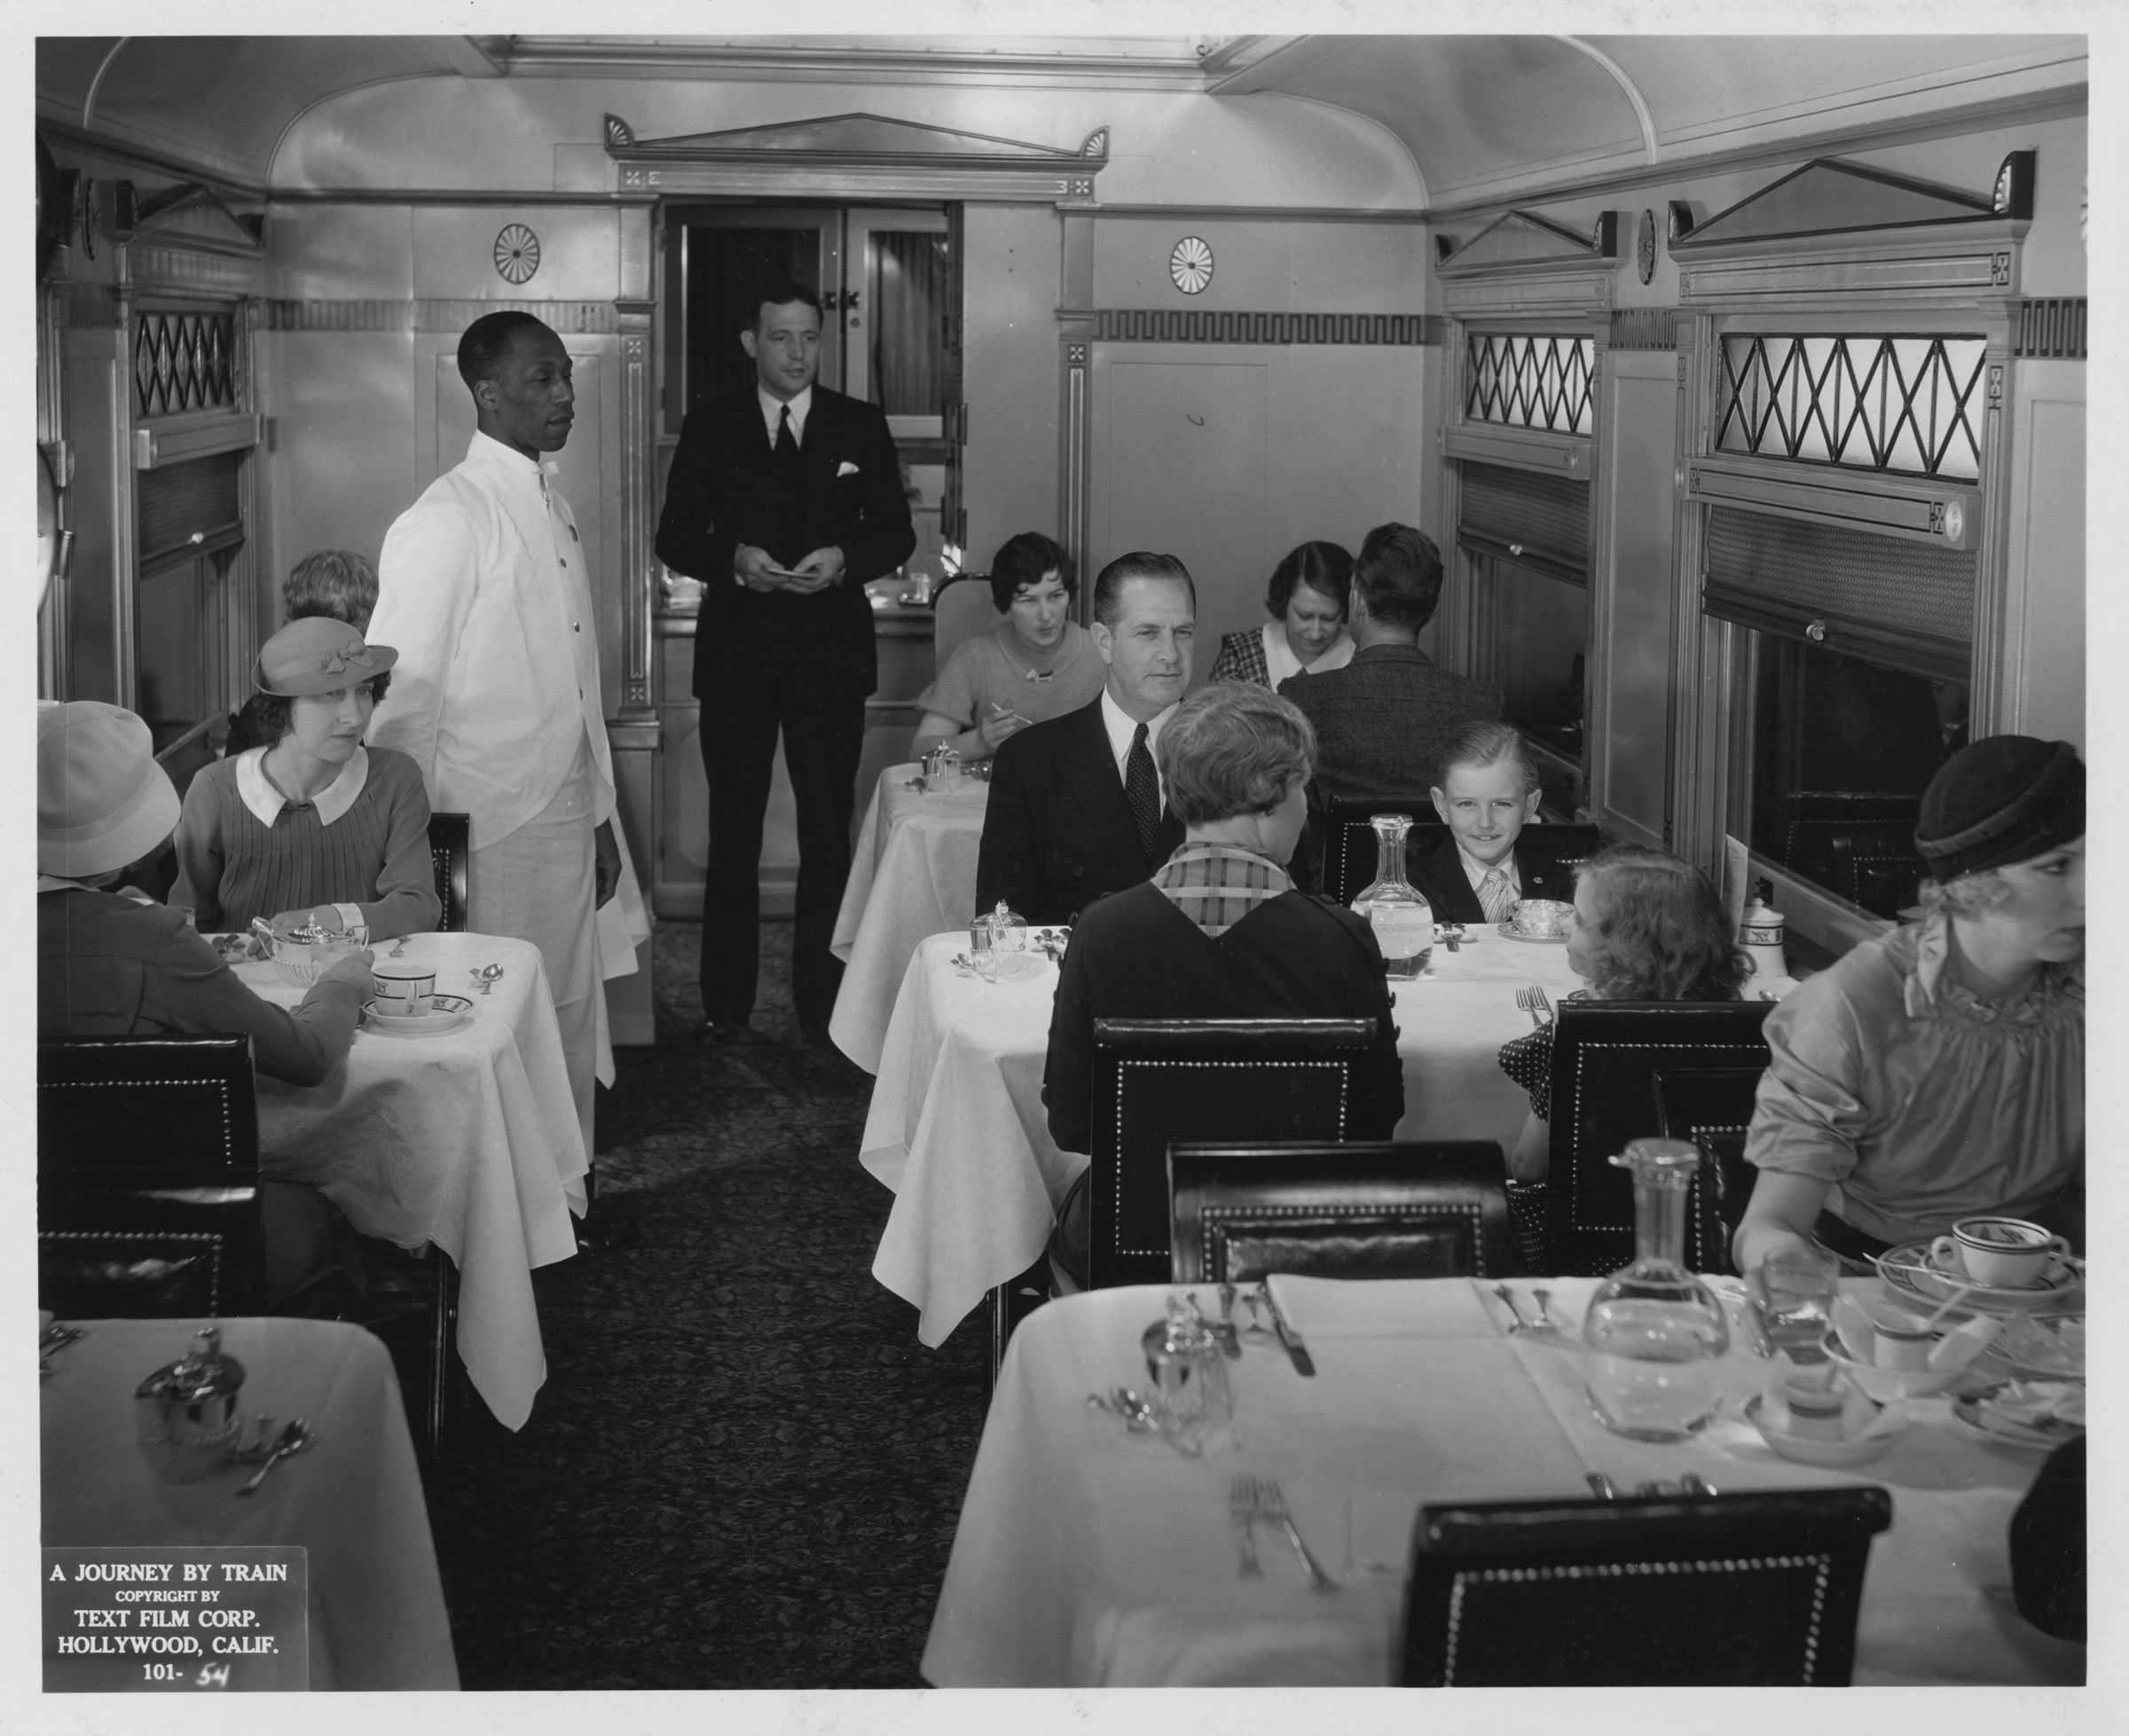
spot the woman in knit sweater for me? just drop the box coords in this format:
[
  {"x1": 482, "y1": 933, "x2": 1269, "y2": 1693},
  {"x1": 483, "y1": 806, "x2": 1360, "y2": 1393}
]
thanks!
[{"x1": 173, "y1": 617, "x2": 441, "y2": 940}]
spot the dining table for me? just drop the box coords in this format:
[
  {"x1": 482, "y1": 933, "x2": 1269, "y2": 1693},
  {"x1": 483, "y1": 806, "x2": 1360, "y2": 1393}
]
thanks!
[
  {"x1": 41, "y1": 1316, "x2": 459, "y2": 1690},
  {"x1": 237, "y1": 930, "x2": 585, "y2": 1430},
  {"x1": 862, "y1": 924, "x2": 1587, "y2": 1347},
  {"x1": 922, "y1": 1276, "x2": 2085, "y2": 1687},
  {"x1": 829, "y1": 761, "x2": 991, "y2": 1072}
]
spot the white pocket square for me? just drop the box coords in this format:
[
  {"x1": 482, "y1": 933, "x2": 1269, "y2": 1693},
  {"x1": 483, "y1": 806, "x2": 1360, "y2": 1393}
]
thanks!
[{"x1": 836, "y1": 460, "x2": 860, "y2": 478}]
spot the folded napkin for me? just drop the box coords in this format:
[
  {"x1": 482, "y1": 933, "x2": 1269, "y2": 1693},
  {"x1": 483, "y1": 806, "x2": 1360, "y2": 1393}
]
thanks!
[
  {"x1": 1262, "y1": 1274, "x2": 1496, "y2": 1342},
  {"x1": 1086, "y1": 1583, "x2": 1394, "y2": 1686}
]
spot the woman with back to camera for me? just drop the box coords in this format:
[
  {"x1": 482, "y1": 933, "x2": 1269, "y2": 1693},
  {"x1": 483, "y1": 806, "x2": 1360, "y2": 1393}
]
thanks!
[
  {"x1": 1496, "y1": 844, "x2": 1748, "y2": 1262},
  {"x1": 912, "y1": 531, "x2": 1108, "y2": 763},
  {"x1": 1207, "y1": 539, "x2": 1355, "y2": 688},
  {"x1": 173, "y1": 616, "x2": 440, "y2": 940},
  {"x1": 1733, "y1": 736, "x2": 2083, "y2": 1274},
  {"x1": 1041, "y1": 681, "x2": 1403, "y2": 1277}
]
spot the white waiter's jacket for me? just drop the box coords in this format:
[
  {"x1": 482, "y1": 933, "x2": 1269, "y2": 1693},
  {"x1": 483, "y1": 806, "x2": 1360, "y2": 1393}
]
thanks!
[{"x1": 369, "y1": 430, "x2": 616, "y2": 846}]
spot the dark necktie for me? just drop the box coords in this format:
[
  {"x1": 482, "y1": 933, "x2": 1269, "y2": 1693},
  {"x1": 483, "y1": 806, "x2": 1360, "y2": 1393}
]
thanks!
[
  {"x1": 774, "y1": 404, "x2": 798, "y2": 460},
  {"x1": 1124, "y1": 722, "x2": 1162, "y2": 860}
]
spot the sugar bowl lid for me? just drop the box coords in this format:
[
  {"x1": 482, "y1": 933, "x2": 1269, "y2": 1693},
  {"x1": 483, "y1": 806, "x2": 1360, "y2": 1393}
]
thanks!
[{"x1": 135, "y1": 1324, "x2": 246, "y2": 1405}]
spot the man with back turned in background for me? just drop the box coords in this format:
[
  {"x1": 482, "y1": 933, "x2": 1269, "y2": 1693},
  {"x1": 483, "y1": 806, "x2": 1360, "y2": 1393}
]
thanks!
[{"x1": 656, "y1": 282, "x2": 915, "y2": 1046}]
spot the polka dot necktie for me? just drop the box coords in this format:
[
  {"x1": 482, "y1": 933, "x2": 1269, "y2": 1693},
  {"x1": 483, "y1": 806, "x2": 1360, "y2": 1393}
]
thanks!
[{"x1": 1124, "y1": 723, "x2": 1162, "y2": 861}]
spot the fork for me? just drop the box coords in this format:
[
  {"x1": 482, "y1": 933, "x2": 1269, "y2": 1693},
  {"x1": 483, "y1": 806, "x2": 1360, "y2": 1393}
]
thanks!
[
  {"x1": 1226, "y1": 1477, "x2": 1264, "y2": 1578},
  {"x1": 1514, "y1": 986, "x2": 1551, "y2": 1029},
  {"x1": 1245, "y1": 1478, "x2": 1337, "y2": 1592}
]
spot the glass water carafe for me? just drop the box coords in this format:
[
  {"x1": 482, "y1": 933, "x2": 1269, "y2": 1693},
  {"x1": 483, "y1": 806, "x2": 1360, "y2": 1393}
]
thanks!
[
  {"x1": 1582, "y1": 1138, "x2": 1731, "y2": 1441},
  {"x1": 1349, "y1": 813, "x2": 1434, "y2": 978}
]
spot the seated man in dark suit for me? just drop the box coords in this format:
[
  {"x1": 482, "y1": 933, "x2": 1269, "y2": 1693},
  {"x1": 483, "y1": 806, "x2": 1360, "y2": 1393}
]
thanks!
[
  {"x1": 974, "y1": 552, "x2": 1193, "y2": 924},
  {"x1": 1279, "y1": 522, "x2": 1503, "y2": 808},
  {"x1": 1410, "y1": 720, "x2": 1577, "y2": 924}
]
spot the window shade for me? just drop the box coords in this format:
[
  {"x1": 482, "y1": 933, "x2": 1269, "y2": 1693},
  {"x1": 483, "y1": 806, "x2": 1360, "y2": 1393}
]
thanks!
[
  {"x1": 1457, "y1": 460, "x2": 1591, "y2": 575},
  {"x1": 1701, "y1": 505, "x2": 1971, "y2": 683},
  {"x1": 137, "y1": 452, "x2": 244, "y2": 569}
]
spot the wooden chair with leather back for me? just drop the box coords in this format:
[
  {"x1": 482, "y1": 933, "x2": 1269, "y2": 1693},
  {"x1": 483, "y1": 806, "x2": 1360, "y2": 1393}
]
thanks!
[
  {"x1": 1167, "y1": 1140, "x2": 1515, "y2": 1283},
  {"x1": 1402, "y1": 1486, "x2": 1894, "y2": 1685},
  {"x1": 1652, "y1": 1065, "x2": 1769, "y2": 1275},
  {"x1": 1543, "y1": 1001, "x2": 1773, "y2": 1276},
  {"x1": 38, "y1": 1034, "x2": 266, "y2": 1318},
  {"x1": 427, "y1": 810, "x2": 470, "y2": 932},
  {"x1": 1084, "y1": 1017, "x2": 1382, "y2": 1291}
]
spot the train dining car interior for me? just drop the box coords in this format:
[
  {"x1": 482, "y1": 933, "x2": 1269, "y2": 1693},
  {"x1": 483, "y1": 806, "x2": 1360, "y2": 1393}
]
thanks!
[{"x1": 31, "y1": 24, "x2": 2096, "y2": 1703}]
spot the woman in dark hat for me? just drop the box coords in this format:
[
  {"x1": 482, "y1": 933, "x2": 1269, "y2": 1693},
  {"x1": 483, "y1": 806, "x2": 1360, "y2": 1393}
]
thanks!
[
  {"x1": 172, "y1": 617, "x2": 440, "y2": 939},
  {"x1": 1734, "y1": 735, "x2": 2084, "y2": 1273}
]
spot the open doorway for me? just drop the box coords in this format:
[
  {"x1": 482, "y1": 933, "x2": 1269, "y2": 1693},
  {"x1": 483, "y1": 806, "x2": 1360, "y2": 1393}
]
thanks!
[{"x1": 657, "y1": 203, "x2": 962, "y2": 606}]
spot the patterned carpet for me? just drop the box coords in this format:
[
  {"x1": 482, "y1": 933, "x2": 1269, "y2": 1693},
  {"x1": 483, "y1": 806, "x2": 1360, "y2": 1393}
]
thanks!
[{"x1": 421, "y1": 920, "x2": 990, "y2": 1689}]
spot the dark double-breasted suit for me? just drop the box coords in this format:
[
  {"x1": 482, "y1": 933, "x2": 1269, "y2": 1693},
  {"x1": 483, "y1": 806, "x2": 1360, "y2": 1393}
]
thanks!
[
  {"x1": 655, "y1": 384, "x2": 915, "y2": 1026},
  {"x1": 1407, "y1": 833, "x2": 1580, "y2": 925},
  {"x1": 974, "y1": 697, "x2": 1187, "y2": 927}
]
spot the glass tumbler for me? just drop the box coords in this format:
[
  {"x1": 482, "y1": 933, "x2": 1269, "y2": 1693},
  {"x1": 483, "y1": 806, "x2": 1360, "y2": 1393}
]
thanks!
[{"x1": 1750, "y1": 1246, "x2": 1839, "y2": 1360}]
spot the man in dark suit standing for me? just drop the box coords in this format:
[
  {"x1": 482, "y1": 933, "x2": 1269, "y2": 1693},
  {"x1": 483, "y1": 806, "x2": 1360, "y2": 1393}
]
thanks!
[
  {"x1": 975, "y1": 552, "x2": 1193, "y2": 924},
  {"x1": 1279, "y1": 522, "x2": 1503, "y2": 806},
  {"x1": 1409, "y1": 720, "x2": 1579, "y2": 924},
  {"x1": 655, "y1": 281, "x2": 915, "y2": 1044}
]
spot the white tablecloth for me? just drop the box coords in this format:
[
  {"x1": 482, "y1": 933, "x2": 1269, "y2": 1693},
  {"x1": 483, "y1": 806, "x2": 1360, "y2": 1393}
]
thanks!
[
  {"x1": 923, "y1": 1278, "x2": 2084, "y2": 1687},
  {"x1": 243, "y1": 931, "x2": 585, "y2": 1430},
  {"x1": 42, "y1": 1316, "x2": 459, "y2": 1690},
  {"x1": 829, "y1": 763, "x2": 990, "y2": 1072},
  {"x1": 863, "y1": 926, "x2": 1587, "y2": 1346}
]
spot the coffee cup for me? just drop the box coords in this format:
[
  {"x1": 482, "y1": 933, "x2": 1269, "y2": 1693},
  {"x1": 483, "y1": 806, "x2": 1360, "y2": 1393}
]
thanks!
[
  {"x1": 371, "y1": 960, "x2": 437, "y2": 1017},
  {"x1": 1511, "y1": 899, "x2": 1574, "y2": 939},
  {"x1": 1929, "y1": 1216, "x2": 2075, "y2": 1289}
]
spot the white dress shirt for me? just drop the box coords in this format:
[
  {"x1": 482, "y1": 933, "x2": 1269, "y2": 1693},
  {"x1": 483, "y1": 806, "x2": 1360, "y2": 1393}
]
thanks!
[
  {"x1": 1457, "y1": 843, "x2": 1523, "y2": 917},
  {"x1": 758, "y1": 383, "x2": 813, "y2": 447},
  {"x1": 1098, "y1": 688, "x2": 1178, "y2": 810},
  {"x1": 368, "y1": 431, "x2": 614, "y2": 851}
]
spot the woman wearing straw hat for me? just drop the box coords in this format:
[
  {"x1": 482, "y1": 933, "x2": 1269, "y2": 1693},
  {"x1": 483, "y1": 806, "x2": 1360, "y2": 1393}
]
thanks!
[
  {"x1": 39, "y1": 702, "x2": 379, "y2": 1303},
  {"x1": 172, "y1": 617, "x2": 440, "y2": 940},
  {"x1": 1734, "y1": 735, "x2": 2085, "y2": 1273}
]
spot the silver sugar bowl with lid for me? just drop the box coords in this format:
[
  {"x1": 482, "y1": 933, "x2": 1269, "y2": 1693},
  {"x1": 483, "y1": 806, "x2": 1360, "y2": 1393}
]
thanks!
[{"x1": 135, "y1": 1324, "x2": 247, "y2": 1483}]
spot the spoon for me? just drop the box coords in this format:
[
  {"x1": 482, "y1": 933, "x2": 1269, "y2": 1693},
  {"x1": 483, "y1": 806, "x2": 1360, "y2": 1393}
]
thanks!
[
  {"x1": 473, "y1": 962, "x2": 506, "y2": 996},
  {"x1": 1531, "y1": 1286, "x2": 1561, "y2": 1332},
  {"x1": 1492, "y1": 1284, "x2": 1535, "y2": 1334},
  {"x1": 389, "y1": 935, "x2": 411, "y2": 958},
  {"x1": 234, "y1": 1418, "x2": 314, "y2": 1496}
]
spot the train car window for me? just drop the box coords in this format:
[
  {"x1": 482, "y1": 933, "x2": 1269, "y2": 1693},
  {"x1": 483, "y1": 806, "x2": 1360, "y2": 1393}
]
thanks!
[{"x1": 1715, "y1": 334, "x2": 1987, "y2": 482}]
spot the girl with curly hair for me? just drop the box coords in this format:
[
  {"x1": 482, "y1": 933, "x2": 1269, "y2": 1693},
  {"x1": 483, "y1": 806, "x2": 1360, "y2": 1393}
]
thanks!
[{"x1": 1497, "y1": 844, "x2": 1748, "y2": 1212}]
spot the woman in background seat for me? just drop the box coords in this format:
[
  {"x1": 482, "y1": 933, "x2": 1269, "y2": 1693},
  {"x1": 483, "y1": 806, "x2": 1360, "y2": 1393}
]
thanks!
[
  {"x1": 1207, "y1": 539, "x2": 1355, "y2": 688},
  {"x1": 224, "y1": 548, "x2": 380, "y2": 757},
  {"x1": 1733, "y1": 737, "x2": 2083, "y2": 1273},
  {"x1": 173, "y1": 617, "x2": 439, "y2": 941},
  {"x1": 912, "y1": 532, "x2": 1107, "y2": 763}
]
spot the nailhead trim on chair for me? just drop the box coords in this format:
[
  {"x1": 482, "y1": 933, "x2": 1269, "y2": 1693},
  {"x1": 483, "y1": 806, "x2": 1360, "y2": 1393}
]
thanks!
[
  {"x1": 43, "y1": 1079, "x2": 240, "y2": 1165},
  {"x1": 1442, "y1": 1551, "x2": 1833, "y2": 1684},
  {"x1": 40, "y1": 1229, "x2": 228, "y2": 1314},
  {"x1": 1565, "y1": 1044, "x2": 1769, "y2": 1233},
  {"x1": 1110, "y1": 1060, "x2": 1352, "y2": 1258},
  {"x1": 1198, "y1": 1200, "x2": 1487, "y2": 1279}
]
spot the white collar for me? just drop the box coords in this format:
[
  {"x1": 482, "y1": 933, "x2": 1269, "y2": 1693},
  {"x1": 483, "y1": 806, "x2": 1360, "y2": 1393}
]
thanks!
[
  {"x1": 236, "y1": 745, "x2": 370, "y2": 828},
  {"x1": 465, "y1": 429, "x2": 561, "y2": 486},
  {"x1": 1456, "y1": 843, "x2": 1521, "y2": 893},
  {"x1": 758, "y1": 384, "x2": 813, "y2": 441},
  {"x1": 1099, "y1": 687, "x2": 1178, "y2": 776}
]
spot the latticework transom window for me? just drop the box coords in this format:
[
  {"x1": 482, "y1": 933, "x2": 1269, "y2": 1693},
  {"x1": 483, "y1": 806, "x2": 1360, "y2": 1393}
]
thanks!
[
  {"x1": 133, "y1": 310, "x2": 240, "y2": 418},
  {"x1": 1716, "y1": 334, "x2": 1986, "y2": 482},
  {"x1": 1465, "y1": 334, "x2": 1595, "y2": 436}
]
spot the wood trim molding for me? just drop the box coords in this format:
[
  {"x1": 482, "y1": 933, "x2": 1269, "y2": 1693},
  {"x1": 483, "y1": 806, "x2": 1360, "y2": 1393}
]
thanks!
[
  {"x1": 1060, "y1": 340, "x2": 1090, "y2": 593},
  {"x1": 608, "y1": 110, "x2": 1106, "y2": 207},
  {"x1": 1436, "y1": 209, "x2": 1619, "y2": 279},
  {"x1": 2011, "y1": 297, "x2": 2086, "y2": 359},
  {"x1": 1074, "y1": 309, "x2": 1442, "y2": 345},
  {"x1": 262, "y1": 299, "x2": 621, "y2": 334},
  {"x1": 618, "y1": 328, "x2": 654, "y2": 719},
  {"x1": 1607, "y1": 309, "x2": 1681, "y2": 350}
]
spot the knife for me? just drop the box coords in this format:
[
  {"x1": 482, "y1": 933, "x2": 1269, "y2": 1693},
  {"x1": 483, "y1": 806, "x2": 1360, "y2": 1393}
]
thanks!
[{"x1": 1258, "y1": 1281, "x2": 1316, "y2": 1378}]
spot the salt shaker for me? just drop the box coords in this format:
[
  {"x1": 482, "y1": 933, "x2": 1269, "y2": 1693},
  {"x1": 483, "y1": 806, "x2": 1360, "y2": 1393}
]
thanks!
[{"x1": 1140, "y1": 1292, "x2": 1233, "y2": 1456}]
